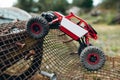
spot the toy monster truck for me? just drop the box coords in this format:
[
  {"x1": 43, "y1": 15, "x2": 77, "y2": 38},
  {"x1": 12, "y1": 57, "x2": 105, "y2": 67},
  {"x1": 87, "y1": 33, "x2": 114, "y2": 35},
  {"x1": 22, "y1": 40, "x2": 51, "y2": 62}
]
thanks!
[{"x1": 26, "y1": 11, "x2": 105, "y2": 71}]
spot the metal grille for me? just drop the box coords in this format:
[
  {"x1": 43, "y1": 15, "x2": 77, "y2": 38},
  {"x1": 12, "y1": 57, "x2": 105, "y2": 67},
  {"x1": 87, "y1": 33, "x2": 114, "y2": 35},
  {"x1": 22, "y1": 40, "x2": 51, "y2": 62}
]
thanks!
[
  {"x1": 0, "y1": 21, "x2": 120, "y2": 80},
  {"x1": 0, "y1": 21, "x2": 43, "y2": 80}
]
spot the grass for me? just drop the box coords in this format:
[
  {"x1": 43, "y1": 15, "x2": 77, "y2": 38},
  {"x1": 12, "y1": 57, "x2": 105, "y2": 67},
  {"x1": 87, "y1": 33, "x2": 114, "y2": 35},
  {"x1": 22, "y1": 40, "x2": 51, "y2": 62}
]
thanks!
[{"x1": 90, "y1": 24, "x2": 120, "y2": 56}]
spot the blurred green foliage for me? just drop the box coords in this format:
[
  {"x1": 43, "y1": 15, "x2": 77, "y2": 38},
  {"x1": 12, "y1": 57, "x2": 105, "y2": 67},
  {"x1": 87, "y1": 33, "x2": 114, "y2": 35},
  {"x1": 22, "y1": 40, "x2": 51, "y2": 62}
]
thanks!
[
  {"x1": 14, "y1": 0, "x2": 35, "y2": 12},
  {"x1": 73, "y1": 0, "x2": 93, "y2": 12},
  {"x1": 14, "y1": 0, "x2": 69, "y2": 14},
  {"x1": 14, "y1": 0, "x2": 93, "y2": 14},
  {"x1": 101, "y1": 0, "x2": 120, "y2": 11}
]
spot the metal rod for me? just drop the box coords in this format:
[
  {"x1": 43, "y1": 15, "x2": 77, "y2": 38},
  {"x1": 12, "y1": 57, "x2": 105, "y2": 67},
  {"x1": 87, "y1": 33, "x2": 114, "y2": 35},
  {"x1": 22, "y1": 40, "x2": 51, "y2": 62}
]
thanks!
[{"x1": 40, "y1": 71, "x2": 57, "y2": 80}]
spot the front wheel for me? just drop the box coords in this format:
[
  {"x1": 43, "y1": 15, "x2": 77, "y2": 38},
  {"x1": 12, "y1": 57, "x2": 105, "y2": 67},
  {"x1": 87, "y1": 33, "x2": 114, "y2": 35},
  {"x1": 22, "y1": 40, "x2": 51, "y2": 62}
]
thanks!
[
  {"x1": 26, "y1": 16, "x2": 49, "y2": 39},
  {"x1": 80, "y1": 46, "x2": 105, "y2": 71}
]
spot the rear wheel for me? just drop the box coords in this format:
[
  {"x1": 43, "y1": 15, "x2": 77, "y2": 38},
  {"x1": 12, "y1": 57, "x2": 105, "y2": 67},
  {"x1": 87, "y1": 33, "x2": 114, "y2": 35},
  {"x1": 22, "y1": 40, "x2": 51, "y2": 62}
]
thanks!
[
  {"x1": 26, "y1": 16, "x2": 49, "y2": 39},
  {"x1": 80, "y1": 46, "x2": 105, "y2": 71}
]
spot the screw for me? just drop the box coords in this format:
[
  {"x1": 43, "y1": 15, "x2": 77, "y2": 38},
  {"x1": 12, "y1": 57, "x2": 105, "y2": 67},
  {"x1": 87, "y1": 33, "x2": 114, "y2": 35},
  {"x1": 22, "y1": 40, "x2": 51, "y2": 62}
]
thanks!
[
  {"x1": 24, "y1": 50, "x2": 35, "y2": 60},
  {"x1": 16, "y1": 42, "x2": 25, "y2": 48}
]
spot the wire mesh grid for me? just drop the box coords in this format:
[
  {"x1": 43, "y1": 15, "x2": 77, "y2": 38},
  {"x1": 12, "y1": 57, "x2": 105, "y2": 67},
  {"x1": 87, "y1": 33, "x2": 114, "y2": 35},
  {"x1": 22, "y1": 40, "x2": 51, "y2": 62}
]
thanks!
[
  {"x1": 41, "y1": 29, "x2": 120, "y2": 80},
  {"x1": 0, "y1": 21, "x2": 120, "y2": 80},
  {"x1": 0, "y1": 21, "x2": 43, "y2": 80}
]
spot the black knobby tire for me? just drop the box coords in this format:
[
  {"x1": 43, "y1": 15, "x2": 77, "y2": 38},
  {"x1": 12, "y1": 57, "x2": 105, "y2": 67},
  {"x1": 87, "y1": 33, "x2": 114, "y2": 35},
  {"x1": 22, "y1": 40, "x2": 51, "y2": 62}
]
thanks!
[
  {"x1": 26, "y1": 16, "x2": 49, "y2": 39},
  {"x1": 80, "y1": 46, "x2": 105, "y2": 71}
]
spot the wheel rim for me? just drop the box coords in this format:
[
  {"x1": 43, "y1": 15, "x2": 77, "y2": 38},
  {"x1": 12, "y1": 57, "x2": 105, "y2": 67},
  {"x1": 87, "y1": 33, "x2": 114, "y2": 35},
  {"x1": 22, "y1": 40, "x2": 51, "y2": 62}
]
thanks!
[
  {"x1": 31, "y1": 23, "x2": 42, "y2": 34},
  {"x1": 87, "y1": 53, "x2": 100, "y2": 65}
]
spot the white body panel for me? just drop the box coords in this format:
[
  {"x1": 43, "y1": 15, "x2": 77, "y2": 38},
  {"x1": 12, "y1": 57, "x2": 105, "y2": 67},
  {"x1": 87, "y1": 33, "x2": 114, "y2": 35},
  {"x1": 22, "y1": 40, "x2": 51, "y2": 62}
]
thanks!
[{"x1": 61, "y1": 18, "x2": 88, "y2": 38}]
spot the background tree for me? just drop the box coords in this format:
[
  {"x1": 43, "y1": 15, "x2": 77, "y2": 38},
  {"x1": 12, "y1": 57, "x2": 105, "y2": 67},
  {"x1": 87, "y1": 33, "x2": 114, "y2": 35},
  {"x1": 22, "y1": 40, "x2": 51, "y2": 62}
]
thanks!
[
  {"x1": 52, "y1": 0, "x2": 69, "y2": 14},
  {"x1": 14, "y1": 0, "x2": 36, "y2": 12},
  {"x1": 14, "y1": 0, "x2": 69, "y2": 14},
  {"x1": 101, "y1": 0, "x2": 120, "y2": 11},
  {"x1": 73, "y1": 0, "x2": 93, "y2": 12},
  {"x1": 36, "y1": 0, "x2": 53, "y2": 11}
]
